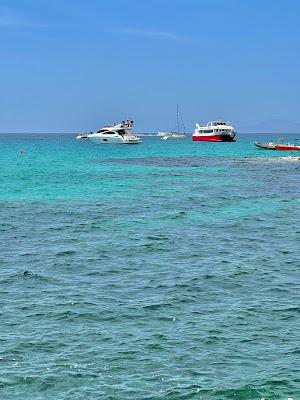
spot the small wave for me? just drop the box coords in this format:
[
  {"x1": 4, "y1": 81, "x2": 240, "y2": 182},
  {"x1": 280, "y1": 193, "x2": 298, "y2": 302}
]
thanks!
[
  {"x1": 55, "y1": 250, "x2": 77, "y2": 256},
  {"x1": 146, "y1": 235, "x2": 169, "y2": 241},
  {"x1": 244, "y1": 156, "x2": 300, "y2": 163},
  {"x1": 17, "y1": 271, "x2": 57, "y2": 284},
  {"x1": 158, "y1": 211, "x2": 187, "y2": 220},
  {"x1": 137, "y1": 242, "x2": 168, "y2": 252},
  {"x1": 0, "y1": 222, "x2": 16, "y2": 231},
  {"x1": 0, "y1": 271, "x2": 58, "y2": 286},
  {"x1": 143, "y1": 303, "x2": 173, "y2": 310}
]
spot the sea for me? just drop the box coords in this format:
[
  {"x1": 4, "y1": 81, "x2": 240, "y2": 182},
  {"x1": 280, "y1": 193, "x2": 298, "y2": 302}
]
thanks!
[{"x1": 0, "y1": 133, "x2": 299, "y2": 400}]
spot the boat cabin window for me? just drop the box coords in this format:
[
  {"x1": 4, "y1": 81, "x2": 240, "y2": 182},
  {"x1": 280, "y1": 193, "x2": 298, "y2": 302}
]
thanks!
[
  {"x1": 118, "y1": 130, "x2": 126, "y2": 135},
  {"x1": 98, "y1": 130, "x2": 115, "y2": 134}
]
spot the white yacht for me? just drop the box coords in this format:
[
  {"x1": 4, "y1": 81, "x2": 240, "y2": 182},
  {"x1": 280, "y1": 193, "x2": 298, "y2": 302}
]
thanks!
[{"x1": 88, "y1": 120, "x2": 141, "y2": 144}]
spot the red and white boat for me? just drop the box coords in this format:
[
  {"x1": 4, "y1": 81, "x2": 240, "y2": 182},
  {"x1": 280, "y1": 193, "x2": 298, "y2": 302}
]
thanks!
[
  {"x1": 275, "y1": 144, "x2": 300, "y2": 151},
  {"x1": 192, "y1": 120, "x2": 236, "y2": 142}
]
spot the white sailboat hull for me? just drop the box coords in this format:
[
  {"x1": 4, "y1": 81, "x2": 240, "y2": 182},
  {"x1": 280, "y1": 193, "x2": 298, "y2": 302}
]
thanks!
[
  {"x1": 162, "y1": 134, "x2": 186, "y2": 140},
  {"x1": 158, "y1": 131, "x2": 186, "y2": 140}
]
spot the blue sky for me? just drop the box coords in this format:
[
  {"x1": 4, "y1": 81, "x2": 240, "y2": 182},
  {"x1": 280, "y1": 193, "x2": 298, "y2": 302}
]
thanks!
[{"x1": 1, "y1": 0, "x2": 300, "y2": 132}]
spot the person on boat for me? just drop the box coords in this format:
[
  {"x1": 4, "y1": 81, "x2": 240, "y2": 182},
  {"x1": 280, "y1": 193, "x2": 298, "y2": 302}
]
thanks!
[{"x1": 268, "y1": 141, "x2": 274, "y2": 145}]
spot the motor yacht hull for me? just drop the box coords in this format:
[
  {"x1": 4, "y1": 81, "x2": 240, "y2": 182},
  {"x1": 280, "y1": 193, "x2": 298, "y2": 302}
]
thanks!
[
  {"x1": 89, "y1": 135, "x2": 124, "y2": 144},
  {"x1": 192, "y1": 133, "x2": 235, "y2": 142},
  {"x1": 89, "y1": 135, "x2": 141, "y2": 144}
]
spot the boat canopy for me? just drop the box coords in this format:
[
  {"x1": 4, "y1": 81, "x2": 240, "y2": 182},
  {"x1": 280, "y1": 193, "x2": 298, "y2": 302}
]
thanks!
[{"x1": 208, "y1": 121, "x2": 228, "y2": 127}]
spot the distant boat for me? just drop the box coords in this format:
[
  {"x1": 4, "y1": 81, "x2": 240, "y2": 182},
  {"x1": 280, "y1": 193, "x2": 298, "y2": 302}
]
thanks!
[
  {"x1": 255, "y1": 141, "x2": 277, "y2": 149},
  {"x1": 76, "y1": 133, "x2": 89, "y2": 139},
  {"x1": 160, "y1": 132, "x2": 186, "y2": 140},
  {"x1": 255, "y1": 137, "x2": 300, "y2": 151},
  {"x1": 192, "y1": 120, "x2": 236, "y2": 142},
  {"x1": 157, "y1": 105, "x2": 187, "y2": 140},
  {"x1": 87, "y1": 119, "x2": 141, "y2": 144}
]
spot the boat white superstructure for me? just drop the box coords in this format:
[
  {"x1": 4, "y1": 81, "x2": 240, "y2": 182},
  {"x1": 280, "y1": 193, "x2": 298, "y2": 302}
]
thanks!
[{"x1": 87, "y1": 120, "x2": 141, "y2": 144}]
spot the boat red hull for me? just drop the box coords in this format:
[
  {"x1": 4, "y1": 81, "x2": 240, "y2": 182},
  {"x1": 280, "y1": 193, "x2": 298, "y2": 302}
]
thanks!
[
  {"x1": 275, "y1": 145, "x2": 300, "y2": 151},
  {"x1": 192, "y1": 134, "x2": 236, "y2": 142}
]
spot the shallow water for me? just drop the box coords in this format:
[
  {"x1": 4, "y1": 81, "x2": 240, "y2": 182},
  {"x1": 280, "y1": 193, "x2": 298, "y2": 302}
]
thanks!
[{"x1": 0, "y1": 134, "x2": 299, "y2": 399}]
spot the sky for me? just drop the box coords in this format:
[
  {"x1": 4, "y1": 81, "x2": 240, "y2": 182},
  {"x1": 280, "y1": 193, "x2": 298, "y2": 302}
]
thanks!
[{"x1": 0, "y1": 0, "x2": 300, "y2": 133}]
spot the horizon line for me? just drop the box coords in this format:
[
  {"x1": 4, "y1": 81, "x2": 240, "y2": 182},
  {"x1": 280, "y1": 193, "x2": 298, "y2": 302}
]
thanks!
[{"x1": 1, "y1": 132, "x2": 300, "y2": 135}]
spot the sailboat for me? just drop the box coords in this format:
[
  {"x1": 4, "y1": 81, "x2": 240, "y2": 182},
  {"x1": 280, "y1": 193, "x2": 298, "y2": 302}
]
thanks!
[{"x1": 157, "y1": 105, "x2": 187, "y2": 140}]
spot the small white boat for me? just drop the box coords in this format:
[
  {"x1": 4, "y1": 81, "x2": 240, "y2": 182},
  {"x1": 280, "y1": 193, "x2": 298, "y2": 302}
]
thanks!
[
  {"x1": 255, "y1": 141, "x2": 277, "y2": 149},
  {"x1": 76, "y1": 133, "x2": 89, "y2": 139},
  {"x1": 88, "y1": 119, "x2": 141, "y2": 144},
  {"x1": 158, "y1": 105, "x2": 187, "y2": 140},
  {"x1": 159, "y1": 132, "x2": 186, "y2": 140}
]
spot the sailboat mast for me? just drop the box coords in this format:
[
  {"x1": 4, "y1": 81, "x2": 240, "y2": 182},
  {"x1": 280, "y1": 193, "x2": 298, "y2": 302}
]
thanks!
[
  {"x1": 176, "y1": 104, "x2": 179, "y2": 134},
  {"x1": 178, "y1": 106, "x2": 186, "y2": 134}
]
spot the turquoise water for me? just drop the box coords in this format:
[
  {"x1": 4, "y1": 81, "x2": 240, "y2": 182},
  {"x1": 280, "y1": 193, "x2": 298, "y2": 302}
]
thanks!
[{"x1": 0, "y1": 134, "x2": 299, "y2": 399}]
